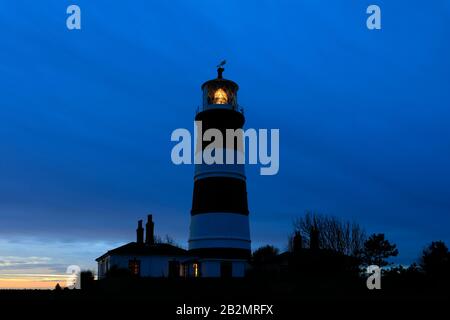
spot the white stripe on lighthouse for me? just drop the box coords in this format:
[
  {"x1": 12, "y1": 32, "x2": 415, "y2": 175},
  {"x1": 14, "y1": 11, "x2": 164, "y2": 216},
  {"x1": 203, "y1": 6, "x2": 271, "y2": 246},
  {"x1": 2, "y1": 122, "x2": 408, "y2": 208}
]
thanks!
[
  {"x1": 194, "y1": 163, "x2": 246, "y2": 180},
  {"x1": 188, "y1": 212, "x2": 251, "y2": 250}
]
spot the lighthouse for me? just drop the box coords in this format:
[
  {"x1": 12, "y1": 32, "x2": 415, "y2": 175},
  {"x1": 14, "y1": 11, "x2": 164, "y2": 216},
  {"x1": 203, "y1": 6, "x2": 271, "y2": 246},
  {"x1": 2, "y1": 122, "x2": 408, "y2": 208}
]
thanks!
[
  {"x1": 96, "y1": 66, "x2": 252, "y2": 279},
  {"x1": 187, "y1": 65, "x2": 251, "y2": 277}
]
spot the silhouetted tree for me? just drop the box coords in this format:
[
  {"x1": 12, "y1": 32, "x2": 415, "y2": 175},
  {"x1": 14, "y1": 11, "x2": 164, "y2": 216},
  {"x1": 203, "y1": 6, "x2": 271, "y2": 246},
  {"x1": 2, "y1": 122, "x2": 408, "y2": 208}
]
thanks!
[
  {"x1": 80, "y1": 270, "x2": 95, "y2": 290},
  {"x1": 252, "y1": 245, "x2": 279, "y2": 265},
  {"x1": 154, "y1": 234, "x2": 183, "y2": 248},
  {"x1": 310, "y1": 226, "x2": 320, "y2": 250},
  {"x1": 287, "y1": 232, "x2": 304, "y2": 252},
  {"x1": 420, "y1": 241, "x2": 449, "y2": 278},
  {"x1": 362, "y1": 233, "x2": 398, "y2": 267},
  {"x1": 293, "y1": 211, "x2": 366, "y2": 257},
  {"x1": 54, "y1": 283, "x2": 62, "y2": 291}
]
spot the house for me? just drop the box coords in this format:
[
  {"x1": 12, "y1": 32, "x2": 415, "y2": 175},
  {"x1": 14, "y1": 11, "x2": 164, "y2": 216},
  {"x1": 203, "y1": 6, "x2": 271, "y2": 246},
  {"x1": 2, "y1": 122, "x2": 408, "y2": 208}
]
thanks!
[{"x1": 96, "y1": 215, "x2": 190, "y2": 279}]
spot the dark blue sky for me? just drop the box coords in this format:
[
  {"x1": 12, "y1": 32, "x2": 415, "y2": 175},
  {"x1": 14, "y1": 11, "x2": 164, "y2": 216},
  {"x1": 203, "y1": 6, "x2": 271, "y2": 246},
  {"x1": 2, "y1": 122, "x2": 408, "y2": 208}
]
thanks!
[{"x1": 0, "y1": 1, "x2": 449, "y2": 274}]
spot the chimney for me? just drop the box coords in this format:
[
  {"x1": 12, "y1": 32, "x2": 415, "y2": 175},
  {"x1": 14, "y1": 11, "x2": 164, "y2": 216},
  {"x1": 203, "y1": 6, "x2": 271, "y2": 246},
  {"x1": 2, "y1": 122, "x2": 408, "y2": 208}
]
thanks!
[
  {"x1": 136, "y1": 220, "x2": 144, "y2": 244},
  {"x1": 145, "y1": 214, "x2": 154, "y2": 245},
  {"x1": 292, "y1": 231, "x2": 303, "y2": 253}
]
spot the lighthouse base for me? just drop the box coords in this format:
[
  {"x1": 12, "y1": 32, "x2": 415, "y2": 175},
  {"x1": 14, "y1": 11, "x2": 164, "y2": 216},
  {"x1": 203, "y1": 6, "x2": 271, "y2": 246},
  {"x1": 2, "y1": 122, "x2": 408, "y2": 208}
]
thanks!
[
  {"x1": 182, "y1": 258, "x2": 248, "y2": 278},
  {"x1": 187, "y1": 212, "x2": 251, "y2": 277}
]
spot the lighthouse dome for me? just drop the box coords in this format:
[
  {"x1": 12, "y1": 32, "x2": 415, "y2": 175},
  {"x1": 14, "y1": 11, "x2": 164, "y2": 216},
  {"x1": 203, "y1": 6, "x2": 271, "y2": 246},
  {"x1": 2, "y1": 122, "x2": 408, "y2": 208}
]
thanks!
[{"x1": 200, "y1": 67, "x2": 240, "y2": 111}]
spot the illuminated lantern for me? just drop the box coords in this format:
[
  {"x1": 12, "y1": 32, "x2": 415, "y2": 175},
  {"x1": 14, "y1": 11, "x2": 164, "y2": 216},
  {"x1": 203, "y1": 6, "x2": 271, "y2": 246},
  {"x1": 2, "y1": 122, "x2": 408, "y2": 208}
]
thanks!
[
  {"x1": 213, "y1": 88, "x2": 228, "y2": 104},
  {"x1": 201, "y1": 66, "x2": 238, "y2": 108}
]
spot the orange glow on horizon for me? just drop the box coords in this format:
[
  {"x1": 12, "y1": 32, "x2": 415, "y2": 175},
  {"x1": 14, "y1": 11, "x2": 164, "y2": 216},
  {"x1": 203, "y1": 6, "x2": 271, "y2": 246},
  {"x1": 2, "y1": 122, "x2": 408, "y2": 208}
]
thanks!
[{"x1": 0, "y1": 274, "x2": 70, "y2": 290}]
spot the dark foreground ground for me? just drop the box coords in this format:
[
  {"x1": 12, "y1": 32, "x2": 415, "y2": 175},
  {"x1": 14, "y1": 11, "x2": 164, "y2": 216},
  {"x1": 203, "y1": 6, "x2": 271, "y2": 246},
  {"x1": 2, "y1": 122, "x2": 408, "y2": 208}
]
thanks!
[{"x1": 0, "y1": 277, "x2": 448, "y2": 318}]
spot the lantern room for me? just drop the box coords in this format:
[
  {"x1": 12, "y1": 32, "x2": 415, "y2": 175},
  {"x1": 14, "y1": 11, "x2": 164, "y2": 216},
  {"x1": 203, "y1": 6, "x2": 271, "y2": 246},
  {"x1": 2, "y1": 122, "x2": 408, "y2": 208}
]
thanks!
[{"x1": 201, "y1": 67, "x2": 239, "y2": 111}]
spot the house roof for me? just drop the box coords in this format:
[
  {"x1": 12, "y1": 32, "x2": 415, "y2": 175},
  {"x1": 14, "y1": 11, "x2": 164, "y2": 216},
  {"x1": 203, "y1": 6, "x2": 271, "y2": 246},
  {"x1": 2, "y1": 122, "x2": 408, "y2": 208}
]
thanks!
[{"x1": 95, "y1": 242, "x2": 188, "y2": 261}]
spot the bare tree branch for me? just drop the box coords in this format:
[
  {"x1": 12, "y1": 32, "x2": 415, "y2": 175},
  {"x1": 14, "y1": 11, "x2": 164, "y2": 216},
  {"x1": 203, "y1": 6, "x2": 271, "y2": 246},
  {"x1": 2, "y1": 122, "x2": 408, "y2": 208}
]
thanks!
[{"x1": 292, "y1": 211, "x2": 366, "y2": 257}]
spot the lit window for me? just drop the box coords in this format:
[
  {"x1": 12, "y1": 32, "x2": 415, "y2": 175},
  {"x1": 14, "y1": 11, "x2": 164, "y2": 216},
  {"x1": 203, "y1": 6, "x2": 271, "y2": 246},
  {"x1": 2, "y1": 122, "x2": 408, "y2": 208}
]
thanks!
[
  {"x1": 193, "y1": 262, "x2": 200, "y2": 277},
  {"x1": 128, "y1": 259, "x2": 141, "y2": 276},
  {"x1": 213, "y1": 88, "x2": 228, "y2": 104}
]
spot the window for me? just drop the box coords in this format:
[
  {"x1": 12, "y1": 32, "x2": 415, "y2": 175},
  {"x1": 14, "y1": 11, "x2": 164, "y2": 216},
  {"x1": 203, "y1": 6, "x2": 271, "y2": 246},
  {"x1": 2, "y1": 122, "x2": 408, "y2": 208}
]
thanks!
[
  {"x1": 128, "y1": 259, "x2": 141, "y2": 276},
  {"x1": 193, "y1": 262, "x2": 201, "y2": 278},
  {"x1": 220, "y1": 261, "x2": 232, "y2": 278},
  {"x1": 182, "y1": 264, "x2": 189, "y2": 278}
]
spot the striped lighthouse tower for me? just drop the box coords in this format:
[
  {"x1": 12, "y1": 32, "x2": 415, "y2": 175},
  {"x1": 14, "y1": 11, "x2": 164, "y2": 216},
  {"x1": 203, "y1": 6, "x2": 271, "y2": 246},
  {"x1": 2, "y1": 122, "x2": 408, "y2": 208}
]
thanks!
[{"x1": 188, "y1": 65, "x2": 250, "y2": 277}]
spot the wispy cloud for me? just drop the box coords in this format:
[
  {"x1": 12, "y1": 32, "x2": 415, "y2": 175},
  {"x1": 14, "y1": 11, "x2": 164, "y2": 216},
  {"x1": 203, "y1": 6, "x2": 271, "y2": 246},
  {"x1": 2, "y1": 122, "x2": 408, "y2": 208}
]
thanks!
[{"x1": 0, "y1": 256, "x2": 52, "y2": 268}]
